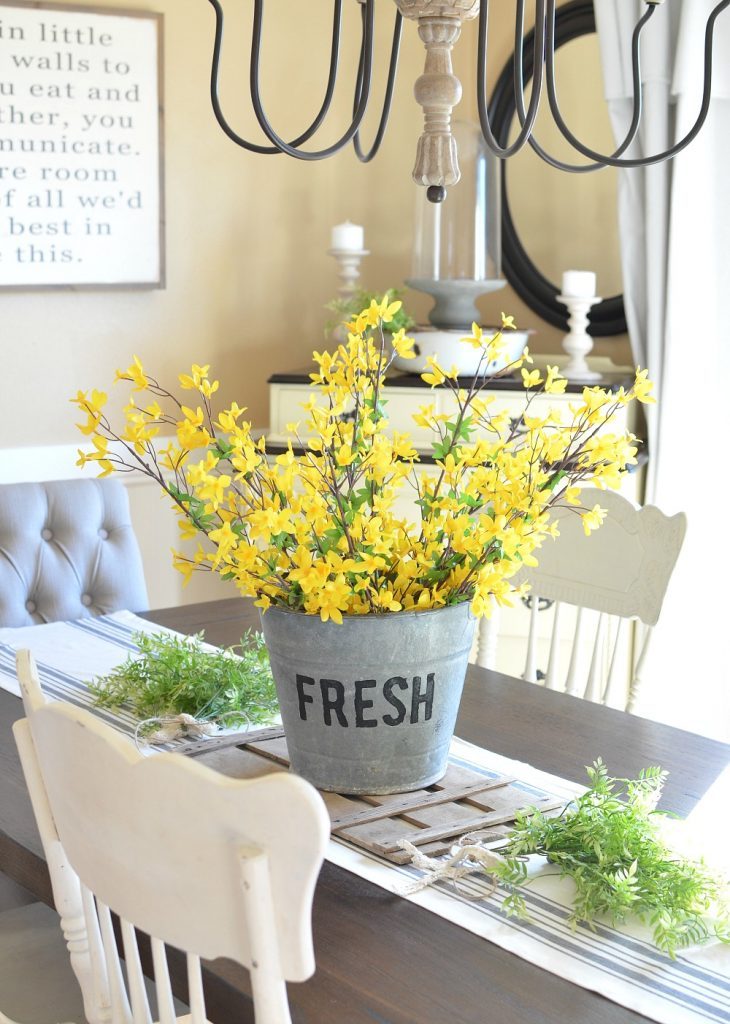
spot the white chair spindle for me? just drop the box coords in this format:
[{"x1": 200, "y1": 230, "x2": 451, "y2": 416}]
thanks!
[
  {"x1": 583, "y1": 613, "x2": 606, "y2": 702},
  {"x1": 627, "y1": 625, "x2": 653, "y2": 712},
  {"x1": 120, "y1": 919, "x2": 152, "y2": 1024},
  {"x1": 151, "y1": 938, "x2": 176, "y2": 1024},
  {"x1": 13, "y1": 717, "x2": 104, "y2": 1024},
  {"x1": 97, "y1": 901, "x2": 132, "y2": 1024},
  {"x1": 564, "y1": 606, "x2": 585, "y2": 696},
  {"x1": 601, "y1": 617, "x2": 625, "y2": 706},
  {"x1": 474, "y1": 600, "x2": 500, "y2": 669},
  {"x1": 80, "y1": 885, "x2": 112, "y2": 1024},
  {"x1": 239, "y1": 852, "x2": 292, "y2": 1024},
  {"x1": 544, "y1": 601, "x2": 562, "y2": 690},
  {"x1": 186, "y1": 954, "x2": 207, "y2": 1024},
  {"x1": 523, "y1": 595, "x2": 541, "y2": 683}
]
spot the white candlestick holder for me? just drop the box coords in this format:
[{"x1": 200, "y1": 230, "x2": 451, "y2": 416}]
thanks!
[
  {"x1": 328, "y1": 248, "x2": 370, "y2": 299},
  {"x1": 558, "y1": 293, "x2": 602, "y2": 382}
]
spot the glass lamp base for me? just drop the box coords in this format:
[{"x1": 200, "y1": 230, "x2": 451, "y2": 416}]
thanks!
[{"x1": 406, "y1": 277, "x2": 506, "y2": 330}]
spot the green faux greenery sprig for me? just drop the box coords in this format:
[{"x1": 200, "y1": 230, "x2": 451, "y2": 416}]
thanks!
[
  {"x1": 89, "y1": 630, "x2": 278, "y2": 734},
  {"x1": 491, "y1": 760, "x2": 730, "y2": 957},
  {"x1": 325, "y1": 287, "x2": 415, "y2": 338}
]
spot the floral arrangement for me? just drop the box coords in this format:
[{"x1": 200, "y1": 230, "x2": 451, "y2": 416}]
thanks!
[{"x1": 72, "y1": 297, "x2": 652, "y2": 624}]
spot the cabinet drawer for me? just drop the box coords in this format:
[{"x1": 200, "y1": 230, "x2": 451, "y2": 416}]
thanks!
[
  {"x1": 269, "y1": 383, "x2": 437, "y2": 447},
  {"x1": 269, "y1": 381, "x2": 633, "y2": 452}
]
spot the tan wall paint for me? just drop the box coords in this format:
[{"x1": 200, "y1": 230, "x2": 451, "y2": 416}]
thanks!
[
  {"x1": 1, "y1": 1, "x2": 630, "y2": 457},
  {"x1": 0, "y1": 1, "x2": 422, "y2": 448}
]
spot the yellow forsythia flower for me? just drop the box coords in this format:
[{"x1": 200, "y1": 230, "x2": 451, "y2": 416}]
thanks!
[{"x1": 73, "y1": 294, "x2": 650, "y2": 621}]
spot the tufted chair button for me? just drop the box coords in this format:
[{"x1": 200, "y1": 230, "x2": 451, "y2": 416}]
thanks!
[
  {"x1": 25, "y1": 599, "x2": 37, "y2": 613},
  {"x1": 41, "y1": 528, "x2": 53, "y2": 541},
  {"x1": 81, "y1": 594, "x2": 93, "y2": 607},
  {"x1": 98, "y1": 528, "x2": 109, "y2": 540}
]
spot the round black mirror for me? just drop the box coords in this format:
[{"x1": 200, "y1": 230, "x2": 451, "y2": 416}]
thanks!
[{"x1": 488, "y1": 0, "x2": 627, "y2": 336}]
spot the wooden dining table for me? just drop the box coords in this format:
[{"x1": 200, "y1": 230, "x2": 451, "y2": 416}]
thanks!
[{"x1": 1, "y1": 596, "x2": 729, "y2": 1024}]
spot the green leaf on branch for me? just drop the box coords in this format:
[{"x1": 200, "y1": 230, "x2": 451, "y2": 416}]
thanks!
[
  {"x1": 539, "y1": 469, "x2": 568, "y2": 492},
  {"x1": 432, "y1": 441, "x2": 450, "y2": 461},
  {"x1": 213, "y1": 440, "x2": 234, "y2": 460}
]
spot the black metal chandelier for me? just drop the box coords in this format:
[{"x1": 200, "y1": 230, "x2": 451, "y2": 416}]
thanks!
[{"x1": 204, "y1": 0, "x2": 730, "y2": 202}]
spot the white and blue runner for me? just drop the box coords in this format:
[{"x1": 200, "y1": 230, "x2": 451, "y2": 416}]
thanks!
[{"x1": 1, "y1": 611, "x2": 728, "y2": 1024}]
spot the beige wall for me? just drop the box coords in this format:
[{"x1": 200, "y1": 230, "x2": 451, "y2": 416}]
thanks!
[
  {"x1": 1, "y1": 1, "x2": 630, "y2": 456},
  {"x1": 1, "y1": 1, "x2": 423, "y2": 448}
]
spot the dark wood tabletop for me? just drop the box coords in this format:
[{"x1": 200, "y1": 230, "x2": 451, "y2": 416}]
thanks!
[{"x1": 2, "y1": 597, "x2": 729, "y2": 1024}]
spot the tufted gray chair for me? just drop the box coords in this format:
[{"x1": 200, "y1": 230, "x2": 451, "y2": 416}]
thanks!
[{"x1": 0, "y1": 478, "x2": 149, "y2": 627}]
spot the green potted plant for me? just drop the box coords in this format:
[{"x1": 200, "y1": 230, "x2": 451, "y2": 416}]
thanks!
[
  {"x1": 73, "y1": 297, "x2": 652, "y2": 794},
  {"x1": 324, "y1": 287, "x2": 415, "y2": 339}
]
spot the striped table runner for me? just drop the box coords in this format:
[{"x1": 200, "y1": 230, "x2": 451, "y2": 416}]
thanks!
[
  {"x1": 0, "y1": 609, "x2": 254, "y2": 751},
  {"x1": 331, "y1": 738, "x2": 730, "y2": 1024},
  {"x1": 1, "y1": 611, "x2": 728, "y2": 1023}
]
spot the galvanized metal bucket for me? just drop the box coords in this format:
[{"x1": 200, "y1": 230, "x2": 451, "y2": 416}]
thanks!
[{"x1": 259, "y1": 602, "x2": 476, "y2": 794}]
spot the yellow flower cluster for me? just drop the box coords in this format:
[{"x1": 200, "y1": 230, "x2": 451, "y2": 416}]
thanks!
[{"x1": 72, "y1": 298, "x2": 652, "y2": 624}]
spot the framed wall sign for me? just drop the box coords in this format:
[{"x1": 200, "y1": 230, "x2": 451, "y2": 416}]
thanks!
[{"x1": 0, "y1": 1, "x2": 164, "y2": 289}]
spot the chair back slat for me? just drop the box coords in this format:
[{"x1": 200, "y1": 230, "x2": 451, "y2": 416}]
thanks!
[
  {"x1": 239, "y1": 853, "x2": 293, "y2": 1024},
  {"x1": 583, "y1": 613, "x2": 606, "y2": 702},
  {"x1": 523, "y1": 596, "x2": 540, "y2": 683},
  {"x1": 627, "y1": 625, "x2": 653, "y2": 712},
  {"x1": 186, "y1": 955, "x2": 207, "y2": 1024},
  {"x1": 80, "y1": 884, "x2": 112, "y2": 1024},
  {"x1": 544, "y1": 601, "x2": 563, "y2": 690},
  {"x1": 602, "y1": 617, "x2": 626, "y2": 706},
  {"x1": 97, "y1": 901, "x2": 132, "y2": 1024},
  {"x1": 564, "y1": 605, "x2": 585, "y2": 696},
  {"x1": 13, "y1": 710, "x2": 105, "y2": 1024},
  {"x1": 120, "y1": 919, "x2": 152, "y2": 1024},
  {"x1": 151, "y1": 938, "x2": 177, "y2": 1024}
]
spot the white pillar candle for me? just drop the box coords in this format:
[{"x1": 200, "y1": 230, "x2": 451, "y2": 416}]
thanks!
[
  {"x1": 561, "y1": 269, "x2": 596, "y2": 298},
  {"x1": 331, "y1": 221, "x2": 365, "y2": 252}
]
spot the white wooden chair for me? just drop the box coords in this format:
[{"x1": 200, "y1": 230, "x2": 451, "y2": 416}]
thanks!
[
  {"x1": 4, "y1": 650, "x2": 330, "y2": 1024},
  {"x1": 516, "y1": 489, "x2": 686, "y2": 710}
]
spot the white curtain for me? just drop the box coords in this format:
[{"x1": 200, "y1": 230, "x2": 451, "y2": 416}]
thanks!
[{"x1": 595, "y1": 0, "x2": 730, "y2": 741}]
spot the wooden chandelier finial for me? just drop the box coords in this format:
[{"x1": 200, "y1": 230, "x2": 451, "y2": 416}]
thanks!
[{"x1": 396, "y1": 0, "x2": 480, "y2": 193}]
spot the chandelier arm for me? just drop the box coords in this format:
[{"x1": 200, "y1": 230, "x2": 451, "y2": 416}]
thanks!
[
  {"x1": 297, "y1": 0, "x2": 345, "y2": 145},
  {"x1": 353, "y1": 9, "x2": 403, "y2": 162},
  {"x1": 204, "y1": 0, "x2": 343, "y2": 155},
  {"x1": 515, "y1": 2, "x2": 656, "y2": 174},
  {"x1": 249, "y1": 0, "x2": 375, "y2": 160},
  {"x1": 477, "y1": 0, "x2": 547, "y2": 158},
  {"x1": 512, "y1": 0, "x2": 542, "y2": 143},
  {"x1": 544, "y1": 0, "x2": 730, "y2": 169},
  {"x1": 207, "y1": 0, "x2": 278, "y2": 155}
]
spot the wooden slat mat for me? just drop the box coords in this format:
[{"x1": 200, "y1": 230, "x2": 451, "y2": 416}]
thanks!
[{"x1": 178, "y1": 726, "x2": 564, "y2": 865}]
